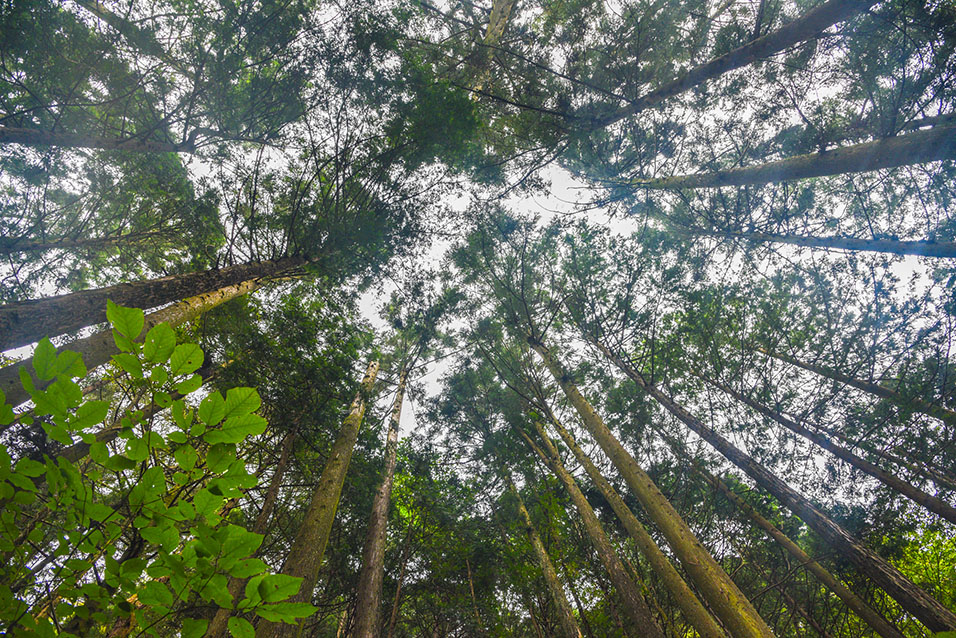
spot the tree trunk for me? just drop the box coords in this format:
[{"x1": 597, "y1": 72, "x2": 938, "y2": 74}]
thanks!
[
  {"x1": 254, "y1": 360, "x2": 378, "y2": 638},
  {"x1": 385, "y1": 526, "x2": 415, "y2": 638},
  {"x1": 594, "y1": 340, "x2": 956, "y2": 632},
  {"x1": 565, "y1": 573, "x2": 598, "y2": 638},
  {"x1": 592, "y1": 0, "x2": 875, "y2": 128},
  {"x1": 631, "y1": 125, "x2": 956, "y2": 189},
  {"x1": 1, "y1": 277, "x2": 270, "y2": 408},
  {"x1": 351, "y1": 369, "x2": 407, "y2": 638},
  {"x1": 503, "y1": 472, "x2": 583, "y2": 638},
  {"x1": 0, "y1": 126, "x2": 188, "y2": 153},
  {"x1": 527, "y1": 336, "x2": 775, "y2": 638},
  {"x1": 759, "y1": 348, "x2": 956, "y2": 427},
  {"x1": 706, "y1": 376, "x2": 956, "y2": 524},
  {"x1": 690, "y1": 229, "x2": 956, "y2": 258},
  {"x1": 466, "y1": 557, "x2": 485, "y2": 632},
  {"x1": 696, "y1": 466, "x2": 905, "y2": 638},
  {"x1": 206, "y1": 431, "x2": 296, "y2": 638},
  {"x1": 545, "y1": 414, "x2": 727, "y2": 638},
  {"x1": 0, "y1": 230, "x2": 169, "y2": 255},
  {"x1": 0, "y1": 255, "x2": 307, "y2": 352},
  {"x1": 518, "y1": 420, "x2": 664, "y2": 638}
]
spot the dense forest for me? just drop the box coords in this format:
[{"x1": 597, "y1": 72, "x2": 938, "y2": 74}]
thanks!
[{"x1": 0, "y1": 0, "x2": 954, "y2": 637}]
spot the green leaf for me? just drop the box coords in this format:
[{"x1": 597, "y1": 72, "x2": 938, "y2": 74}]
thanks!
[
  {"x1": 143, "y1": 323, "x2": 176, "y2": 363},
  {"x1": 139, "y1": 580, "x2": 173, "y2": 608},
  {"x1": 229, "y1": 558, "x2": 268, "y2": 579},
  {"x1": 182, "y1": 619, "x2": 208, "y2": 638},
  {"x1": 126, "y1": 438, "x2": 149, "y2": 462},
  {"x1": 55, "y1": 351, "x2": 86, "y2": 378},
  {"x1": 206, "y1": 443, "x2": 236, "y2": 473},
  {"x1": 150, "y1": 366, "x2": 169, "y2": 384},
  {"x1": 204, "y1": 414, "x2": 268, "y2": 445},
  {"x1": 74, "y1": 400, "x2": 110, "y2": 430},
  {"x1": 112, "y1": 353, "x2": 143, "y2": 379},
  {"x1": 15, "y1": 458, "x2": 45, "y2": 477},
  {"x1": 170, "y1": 344, "x2": 204, "y2": 376},
  {"x1": 223, "y1": 388, "x2": 261, "y2": 419},
  {"x1": 106, "y1": 301, "x2": 145, "y2": 339},
  {"x1": 32, "y1": 338, "x2": 57, "y2": 382},
  {"x1": 255, "y1": 602, "x2": 317, "y2": 623},
  {"x1": 228, "y1": 617, "x2": 255, "y2": 638},
  {"x1": 199, "y1": 392, "x2": 226, "y2": 426},
  {"x1": 174, "y1": 445, "x2": 198, "y2": 470},
  {"x1": 201, "y1": 573, "x2": 233, "y2": 608},
  {"x1": 176, "y1": 373, "x2": 203, "y2": 395},
  {"x1": 257, "y1": 574, "x2": 303, "y2": 603}
]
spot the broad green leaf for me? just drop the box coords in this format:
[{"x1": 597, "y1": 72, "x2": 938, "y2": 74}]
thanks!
[
  {"x1": 228, "y1": 617, "x2": 255, "y2": 638},
  {"x1": 255, "y1": 602, "x2": 317, "y2": 623},
  {"x1": 182, "y1": 619, "x2": 208, "y2": 638},
  {"x1": 174, "y1": 445, "x2": 198, "y2": 470},
  {"x1": 106, "y1": 301, "x2": 145, "y2": 339},
  {"x1": 204, "y1": 414, "x2": 268, "y2": 445},
  {"x1": 32, "y1": 338, "x2": 57, "y2": 382},
  {"x1": 199, "y1": 391, "x2": 226, "y2": 426},
  {"x1": 223, "y1": 387, "x2": 261, "y2": 419},
  {"x1": 170, "y1": 344, "x2": 204, "y2": 376},
  {"x1": 55, "y1": 351, "x2": 86, "y2": 378},
  {"x1": 139, "y1": 580, "x2": 173, "y2": 608},
  {"x1": 176, "y1": 373, "x2": 203, "y2": 395},
  {"x1": 229, "y1": 558, "x2": 268, "y2": 579},
  {"x1": 15, "y1": 458, "x2": 45, "y2": 477},
  {"x1": 257, "y1": 574, "x2": 303, "y2": 603},
  {"x1": 112, "y1": 353, "x2": 143, "y2": 379},
  {"x1": 73, "y1": 401, "x2": 109, "y2": 430},
  {"x1": 143, "y1": 323, "x2": 176, "y2": 363},
  {"x1": 126, "y1": 438, "x2": 149, "y2": 462}
]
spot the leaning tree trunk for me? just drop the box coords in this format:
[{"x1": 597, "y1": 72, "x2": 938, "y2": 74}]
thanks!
[
  {"x1": 592, "y1": 0, "x2": 875, "y2": 128},
  {"x1": 0, "y1": 230, "x2": 169, "y2": 255},
  {"x1": 694, "y1": 464, "x2": 905, "y2": 638},
  {"x1": 526, "y1": 336, "x2": 775, "y2": 638},
  {"x1": 0, "y1": 255, "x2": 307, "y2": 352},
  {"x1": 545, "y1": 413, "x2": 727, "y2": 638},
  {"x1": 593, "y1": 340, "x2": 956, "y2": 632},
  {"x1": 0, "y1": 127, "x2": 189, "y2": 153},
  {"x1": 1, "y1": 277, "x2": 273, "y2": 408},
  {"x1": 759, "y1": 348, "x2": 956, "y2": 427},
  {"x1": 518, "y1": 420, "x2": 664, "y2": 638},
  {"x1": 688, "y1": 229, "x2": 956, "y2": 258},
  {"x1": 254, "y1": 360, "x2": 379, "y2": 638},
  {"x1": 705, "y1": 376, "x2": 956, "y2": 524},
  {"x1": 206, "y1": 431, "x2": 296, "y2": 638},
  {"x1": 503, "y1": 472, "x2": 583, "y2": 638},
  {"x1": 631, "y1": 125, "x2": 956, "y2": 189},
  {"x1": 351, "y1": 368, "x2": 407, "y2": 638}
]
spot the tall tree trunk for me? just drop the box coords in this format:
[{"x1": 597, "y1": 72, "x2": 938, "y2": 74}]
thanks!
[
  {"x1": 593, "y1": 340, "x2": 956, "y2": 632},
  {"x1": 206, "y1": 431, "x2": 296, "y2": 638},
  {"x1": 592, "y1": 0, "x2": 875, "y2": 128},
  {"x1": 631, "y1": 125, "x2": 956, "y2": 189},
  {"x1": 385, "y1": 525, "x2": 415, "y2": 638},
  {"x1": 518, "y1": 420, "x2": 664, "y2": 638},
  {"x1": 695, "y1": 465, "x2": 905, "y2": 638},
  {"x1": 465, "y1": 557, "x2": 485, "y2": 633},
  {"x1": 759, "y1": 348, "x2": 956, "y2": 427},
  {"x1": 254, "y1": 360, "x2": 379, "y2": 638},
  {"x1": 688, "y1": 229, "x2": 956, "y2": 258},
  {"x1": 0, "y1": 230, "x2": 169, "y2": 255},
  {"x1": 705, "y1": 376, "x2": 956, "y2": 523},
  {"x1": 503, "y1": 472, "x2": 583, "y2": 638},
  {"x1": 526, "y1": 336, "x2": 775, "y2": 638},
  {"x1": 565, "y1": 573, "x2": 598, "y2": 638},
  {"x1": 351, "y1": 369, "x2": 407, "y2": 638},
  {"x1": 1, "y1": 277, "x2": 270, "y2": 408},
  {"x1": 0, "y1": 255, "x2": 307, "y2": 352},
  {"x1": 0, "y1": 127, "x2": 188, "y2": 153},
  {"x1": 545, "y1": 413, "x2": 727, "y2": 638}
]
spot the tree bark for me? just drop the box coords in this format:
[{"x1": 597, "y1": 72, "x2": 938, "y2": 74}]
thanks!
[
  {"x1": 690, "y1": 229, "x2": 956, "y2": 258},
  {"x1": 592, "y1": 0, "x2": 876, "y2": 128},
  {"x1": 519, "y1": 420, "x2": 664, "y2": 638},
  {"x1": 706, "y1": 376, "x2": 956, "y2": 524},
  {"x1": 206, "y1": 431, "x2": 296, "y2": 638},
  {"x1": 351, "y1": 369, "x2": 407, "y2": 638},
  {"x1": 503, "y1": 472, "x2": 583, "y2": 638},
  {"x1": 545, "y1": 414, "x2": 727, "y2": 638},
  {"x1": 0, "y1": 127, "x2": 189, "y2": 153},
  {"x1": 1, "y1": 277, "x2": 270, "y2": 408},
  {"x1": 696, "y1": 466, "x2": 905, "y2": 638},
  {"x1": 632, "y1": 125, "x2": 956, "y2": 189},
  {"x1": 760, "y1": 348, "x2": 956, "y2": 427},
  {"x1": 254, "y1": 360, "x2": 379, "y2": 638},
  {"x1": 527, "y1": 336, "x2": 775, "y2": 638},
  {"x1": 593, "y1": 340, "x2": 956, "y2": 632},
  {"x1": 0, "y1": 256, "x2": 307, "y2": 352}
]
